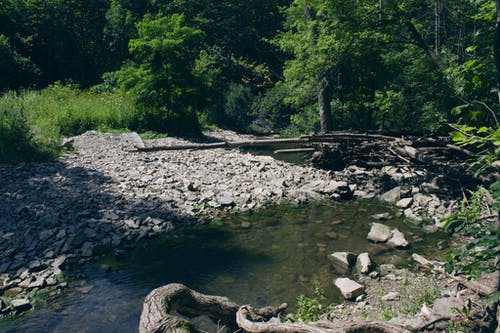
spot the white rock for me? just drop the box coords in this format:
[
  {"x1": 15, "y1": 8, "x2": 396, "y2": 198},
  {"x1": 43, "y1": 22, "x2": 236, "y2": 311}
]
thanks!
[
  {"x1": 334, "y1": 278, "x2": 364, "y2": 300},
  {"x1": 381, "y1": 291, "x2": 400, "y2": 301},
  {"x1": 387, "y1": 229, "x2": 409, "y2": 248},
  {"x1": 355, "y1": 252, "x2": 373, "y2": 274},
  {"x1": 380, "y1": 187, "x2": 401, "y2": 204},
  {"x1": 367, "y1": 223, "x2": 392, "y2": 243},
  {"x1": 396, "y1": 197, "x2": 413, "y2": 208}
]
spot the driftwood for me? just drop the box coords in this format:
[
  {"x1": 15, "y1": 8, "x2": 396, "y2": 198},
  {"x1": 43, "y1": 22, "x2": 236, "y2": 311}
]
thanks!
[
  {"x1": 139, "y1": 283, "x2": 287, "y2": 333},
  {"x1": 139, "y1": 284, "x2": 457, "y2": 333},
  {"x1": 132, "y1": 132, "x2": 402, "y2": 152}
]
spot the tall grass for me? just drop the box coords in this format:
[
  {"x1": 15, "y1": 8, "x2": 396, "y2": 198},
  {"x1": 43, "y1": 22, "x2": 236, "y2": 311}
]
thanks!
[{"x1": 0, "y1": 83, "x2": 136, "y2": 163}]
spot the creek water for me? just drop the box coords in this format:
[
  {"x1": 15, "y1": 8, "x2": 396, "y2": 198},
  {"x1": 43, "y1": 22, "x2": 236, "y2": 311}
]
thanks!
[{"x1": 0, "y1": 199, "x2": 446, "y2": 333}]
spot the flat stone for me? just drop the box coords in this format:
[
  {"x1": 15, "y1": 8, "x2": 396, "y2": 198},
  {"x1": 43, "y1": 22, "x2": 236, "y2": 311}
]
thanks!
[
  {"x1": 11, "y1": 298, "x2": 31, "y2": 311},
  {"x1": 381, "y1": 291, "x2": 400, "y2": 301},
  {"x1": 328, "y1": 252, "x2": 356, "y2": 273},
  {"x1": 432, "y1": 297, "x2": 465, "y2": 317},
  {"x1": 217, "y1": 193, "x2": 235, "y2": 207},
  {"x1": 367, "y1": 223, "x2": 392, "y2": 243},
  {"x1": 334, "y1": 277, "x2": 364, "y2": 300},
  {"x1": 380, "y1": 187, "x2": 401, "y2": 204},
  {"x1": 355, "y1": 252, "x2": 373, "y2": 274},
  {"x1": 371, "y1": 212, "x2": 392, "y2": 220},
  {"x1": 387, "y1": 229, "x2": 409, "y2": 248},
  {"x1": 396, "y1": 197, "x2": 413, "y2": 208},
  {"x1": 51, "y1": 255, "x2": 67, "y2": 269}
]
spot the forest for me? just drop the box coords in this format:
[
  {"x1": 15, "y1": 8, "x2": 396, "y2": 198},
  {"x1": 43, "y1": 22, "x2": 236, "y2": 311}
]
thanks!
[
  {"x1": 0, "y1": 1, "x2": 499, "y2": 332},
  {"x1": 0, "y1": 0, "x2": 498, "y2": 161}
]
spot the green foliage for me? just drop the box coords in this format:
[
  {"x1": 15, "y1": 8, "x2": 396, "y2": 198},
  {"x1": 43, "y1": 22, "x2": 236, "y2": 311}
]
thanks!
[
  {"x1": 295, "y1": 281, "x2": 327, "y2": 322},
  {"x1": 443, "y1": 185, "x2": 499, "y2": 278},
  {"x1": 0, "y1": 92, "x2": 55, "y2": 162},
  {"x1": 0, "y1": 34, "x2": 39, "y2": 90},
  {"x1": 115, "y1": 14, "x2": 206, "y2": 135},
  {"x1": 399, "y1": 274, "x2": 440, "y2": 316}
]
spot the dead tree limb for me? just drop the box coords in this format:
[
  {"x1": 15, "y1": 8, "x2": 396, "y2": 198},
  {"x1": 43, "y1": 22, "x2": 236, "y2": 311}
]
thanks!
[
  {"x1": 236, "y1": 305, "x2": 413, "y2": 333},
  {"x1": 139, "y1": 283, "x2": 287, "y2": 333},
  {"x1": 132, "y1": 132, "x2": 402, "y2": 153}
]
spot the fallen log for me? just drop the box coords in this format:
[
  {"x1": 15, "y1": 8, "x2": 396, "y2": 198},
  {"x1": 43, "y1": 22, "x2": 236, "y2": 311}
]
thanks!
[
  {"x1": 139, "y1": 283, "x2": 287, "y2": 333},
  {"x1": 132, "y1": 132, "x2": 402, "y2": 153},
  {"x1": 236, "y1": 305, "x2": 413, "y2": 333}
]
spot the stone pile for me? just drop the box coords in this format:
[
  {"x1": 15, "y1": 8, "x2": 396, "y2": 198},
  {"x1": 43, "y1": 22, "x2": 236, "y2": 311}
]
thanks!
[{"x1": 0, "y1": 130, "x2": 456, "y2": 316}]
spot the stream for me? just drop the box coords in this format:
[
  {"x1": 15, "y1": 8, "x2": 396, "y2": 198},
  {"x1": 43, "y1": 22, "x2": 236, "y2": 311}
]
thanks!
[{"x1": 0, "y1": 199, "x2": 445, "y2": 333}]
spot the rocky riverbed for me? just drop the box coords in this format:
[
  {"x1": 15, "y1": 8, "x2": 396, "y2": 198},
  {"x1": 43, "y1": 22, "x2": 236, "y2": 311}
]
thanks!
[{"x1": 0, "y1": 130, "x2": 483, "y2": 321}]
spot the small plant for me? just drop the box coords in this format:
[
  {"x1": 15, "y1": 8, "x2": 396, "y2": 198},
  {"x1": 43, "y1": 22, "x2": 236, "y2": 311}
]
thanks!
[
  {"x1": 375, "y1": 288, "x2": 396, "y2": 321},
  {"x1": 399, "y1": 274, "x2": 440, "y2": 316},
  {"x1": 295, "y1": 281, "x2": 327, "y2": 322}
]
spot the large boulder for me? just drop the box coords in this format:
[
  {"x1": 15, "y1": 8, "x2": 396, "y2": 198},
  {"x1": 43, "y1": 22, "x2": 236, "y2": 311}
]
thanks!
[
  {"x1": 367, "y1": 223, "x2": 392, "y2": 243},
  {"x1": 334, "y1": 278, "x2": 364, "y2": 300}
]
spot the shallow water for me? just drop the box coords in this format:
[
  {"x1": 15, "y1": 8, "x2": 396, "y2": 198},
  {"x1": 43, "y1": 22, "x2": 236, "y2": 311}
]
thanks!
[{"x1": 0, "y1": 200, "x2": 445, "y2": 333}]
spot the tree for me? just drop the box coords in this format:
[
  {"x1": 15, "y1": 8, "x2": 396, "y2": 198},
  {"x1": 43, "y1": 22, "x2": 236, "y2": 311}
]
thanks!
[
  {"x1": 275, "y1": 0, "x2": 376, "y2": 133},
  {"x1": 115, "y1": 13, "x2": 206, "y2": 134}
]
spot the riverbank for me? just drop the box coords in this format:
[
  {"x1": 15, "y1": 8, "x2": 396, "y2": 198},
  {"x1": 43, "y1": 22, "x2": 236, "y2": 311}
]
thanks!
[{"x1": 0, "y1": 130, "x2": 492, "y2": 328}]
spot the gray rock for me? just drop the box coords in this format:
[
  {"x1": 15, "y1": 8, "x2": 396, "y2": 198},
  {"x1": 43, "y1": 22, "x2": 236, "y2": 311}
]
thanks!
[
  {"x1": 387, "y1": 229, "x2": 409, "y2": 248},
  {"x1": 217, "y1": 193, "x2": 235, "y2": 207},
  {"x1": 334, "y1": 278, "x2": 364, "y2": 300},
  {"x1": 381, "y1": 291, "x2": 400, "y2": 301},
  {"x1": 81, "y1": 242, "x2": 94, "y2": 257},
  {"x1": 367, "y1": 223, "x2": 392, "y2": 243},
  {"x1": 328, "y1": 252, "x2": 356, "y2": 273},
  {"x1": 11, "y1": 298, "x2": 31, "y2": 311},
  {"x1": 380, "y1": 187, "x2": 401, "y2": 204},
  {"x1": 432, "y1": 297, "x2": 465, "y2": 317},
  {"x1": 355, "y1": 252, "x2": 373, "y2": 274},
  {"x1": 396, "y1": 197, "x2": 413, "y2": 208},
  {"x1": 403, "y1": 208, "x2": 423, "y2": 224},
  {"x1": 0, "y1": 262, "x2": 11, "y2": 274}
]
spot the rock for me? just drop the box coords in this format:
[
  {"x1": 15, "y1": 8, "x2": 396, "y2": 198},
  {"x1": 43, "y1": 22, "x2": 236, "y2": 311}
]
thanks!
[
  {"x1": 328, "y1": 252, "x2": 356, "y2": 273},
  {"x1": 191, "y1": 315, "x2": 230, "y2": 333},
  {"x1": 0, "y1": 262, "x2": 11, "y2": 274},
  {"x1": 432, "y1": 297, "x2": 465, "y2": 317},
  {"x1": 367, "y1": 223, "x2": 392, "y2": 243},
  {"x1": 325, "y1": 231, "x2": 338, "y2": 239},
  {"x1": 334, "y1": 278, "x2": 364, "y2": 300},
  {"x1": 28, "y1": 275, "x2": 45, "y2": 289},
  {"x1": 387, "y1": 229, "x2": 409, "y2": 248},
  {"x1": 371, "y1": 213, "x2": 392, "y2": 220},
  {"x1": 380, "y1": 187, "x2": 401, "y2": 204},
  {"x1": 403, "y1": 208, "x2": 423, "y2": 224},
  {"x1": 355, "y1": 252, "x2": 373, "y2": 274},
  {"x1": 381, "y1": 291, "x2": 400, "y2": 301},
  {"x1": 51, "y1": 255, "x2": 67, "y2": 269},
  {"x1": 81, "y1": 242, "x2": 94, "y2": 257},
  {"x1": 11, "y1": 298, "x2": 31, "y2": 312},
  {"x1": 396, "y1": 197, "x2": 413, "y2": 208},
  {"x1": 217, "y1": 194, "x2": 235, "y2": 207}
]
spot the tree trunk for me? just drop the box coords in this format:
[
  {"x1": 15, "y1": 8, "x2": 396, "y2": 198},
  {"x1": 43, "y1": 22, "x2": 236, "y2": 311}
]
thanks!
[
  {"x1": 435, "y1": 0, "x2": 442, "y2": 52},
  {"x1": 318, "y1": 80, "x2": 333, "y2": 133},
  {"x1": 495, "y1": 0, "x2": 500, "y2": 103}
]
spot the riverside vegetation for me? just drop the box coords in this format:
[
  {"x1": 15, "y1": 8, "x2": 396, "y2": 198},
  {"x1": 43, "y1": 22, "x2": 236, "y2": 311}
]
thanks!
[{"x1": 1, "y1": 0, "x2": 499, "y2": 331}]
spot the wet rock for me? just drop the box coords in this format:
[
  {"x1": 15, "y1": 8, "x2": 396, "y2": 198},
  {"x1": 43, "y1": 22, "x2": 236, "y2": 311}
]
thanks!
[
  {"x1": 334, "y1": 278, "x2": 364, "y2": 300},
  {"x1": 396, "y1": 197, "x2": 413, "y2": 208},
  {"x1": 371, "y1": 212, "x2": 392, "y2": 220},
  {"x1": 387, "y1": 229, "x2": 409, "y2": 248},
  {"x1": 367, "y1": 223, "x2": 392, "y2": 243},
  {"x1": 81, "y1": 242, "x2": 94, "y2": 257},
  {"x1": 0, "y1": 262, "x2": 10, "y2": 274},
  {"x1": 355, "y1": 252, "x2": 373, "y2": 274},
  {"x1": 380, "y1": 187, "x2": 401, "y2": 204},
  {"x1": 328, "y1": 252, "x2": 356, "y2": 273}
]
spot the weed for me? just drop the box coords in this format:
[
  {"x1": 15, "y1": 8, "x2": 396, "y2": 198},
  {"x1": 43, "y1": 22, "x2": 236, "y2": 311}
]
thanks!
[
  {"x1": 295, "y1": 280, "x2": 327, "y2": 322},
  {"x1": 399, "y1": 273, "x2": 440, "y2": 316}
]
